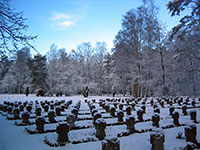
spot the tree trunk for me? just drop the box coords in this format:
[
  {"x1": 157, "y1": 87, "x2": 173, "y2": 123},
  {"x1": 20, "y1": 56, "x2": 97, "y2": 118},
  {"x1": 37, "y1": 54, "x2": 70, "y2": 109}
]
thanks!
[
  {"x1": 189, "y1": 57, "x2": 196, "y2": 96},
  {"x1": 159, "y1": 48, "x2": 165, "y2": 85}
]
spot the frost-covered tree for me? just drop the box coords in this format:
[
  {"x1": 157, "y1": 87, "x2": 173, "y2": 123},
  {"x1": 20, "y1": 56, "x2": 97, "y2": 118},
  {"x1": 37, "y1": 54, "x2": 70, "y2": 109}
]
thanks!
[
  {"x1": 56, "y1": 48, "x2": 73, "y2": 94},
  {"x1": 170, "y1": 26, "x2": 200, "y2": 96},
  {"x1": 47, "y1": 44, "x2": 59, "y2": 93},
  {"x1": 14, "y1": 47, "x2": 31, "y2": 93},
  {"x1": 0, "y1": 47, "x2": 30, "y2": 94},
  {"x1": 0, "y1": 64, "x2": 17, "y2": 93},
  {"x1": 113, "y1": 31, "x2": 134, "y2": 96},
  {"x1": 76, "y1": 42, "x2": 94, "y2": 88},
  {"x1": 93, "y1": 42, "x2": 107, "y2": 95},
  {"x1": 104, "y1": 53, "x2": 113, "y2": 95},
  {"x1": 167, "y1": 0, "x2": 200, "y2": 39},
  {"x1": 0, "y1": 54, "x2": 11, "y2": 80},
  {"x1": 113, "y1": 0, "x2": 162, "y2": 96},
  {"x1": 46, "y1": 44, "x2": 85, "y2": 95}
]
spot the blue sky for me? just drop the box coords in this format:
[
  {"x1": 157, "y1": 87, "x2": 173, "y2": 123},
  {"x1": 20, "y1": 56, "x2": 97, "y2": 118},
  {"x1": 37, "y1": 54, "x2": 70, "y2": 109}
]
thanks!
[{"x1": 10, "y1": 0, "x2": 188, "y2": 55}]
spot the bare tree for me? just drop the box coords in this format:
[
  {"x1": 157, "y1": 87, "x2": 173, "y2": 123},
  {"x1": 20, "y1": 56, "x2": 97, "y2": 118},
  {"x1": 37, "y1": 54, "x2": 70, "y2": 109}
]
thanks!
[{"x1": 0, "y1": 0, "x2": 37, "y2": 55}]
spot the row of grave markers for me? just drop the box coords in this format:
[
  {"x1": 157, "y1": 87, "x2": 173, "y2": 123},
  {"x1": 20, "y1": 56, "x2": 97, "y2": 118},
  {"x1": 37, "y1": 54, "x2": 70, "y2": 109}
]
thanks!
[{"x1": 0, "y1": 96, "x2": 200, "y2": 149}]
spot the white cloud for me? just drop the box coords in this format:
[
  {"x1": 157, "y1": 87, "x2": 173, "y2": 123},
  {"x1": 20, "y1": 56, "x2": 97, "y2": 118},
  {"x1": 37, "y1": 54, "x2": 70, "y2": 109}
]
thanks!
[
  {"x1": 50, "y1": 13, "x2": 74, "y2": 30},
  {"x1": 58, "y1": 21, "x2": 74, "y2": 28},
  {"x1": 52, "y1": 13, "x2": 71, "y2": 20}
]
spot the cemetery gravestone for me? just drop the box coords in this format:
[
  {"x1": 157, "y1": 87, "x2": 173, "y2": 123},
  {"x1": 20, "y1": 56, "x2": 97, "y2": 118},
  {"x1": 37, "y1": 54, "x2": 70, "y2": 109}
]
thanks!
[
  {"x1": 185, "y1": 125, "x2": 197, "y2": 143},
  {"x1": 152, "y1": 113, "x2": 160, "y2": 127},
  {"x1": 102, "y1": 137, "x2": 120, "y2": 150},
  {"x1": 126, "y1": 116, "x2": 135, "y2": 133},
  {"x1": 35, "y1": 117, "x2": 45, "y2": 132},
  {"x1": 117, "y1": 110, "x2": 124, "y2": 122},
  {"x1": 57, "y1": 122, "x2": 70, "y2": 143},
  {"x1": 150, "y1": 130, "x2": 165, "y2": 150},
  {"x1": 95, "y1": 118, "x2": 106, "y2": 140},
  {"x1": 172, "y1": 111, "x2": 180, "y2": 126}
]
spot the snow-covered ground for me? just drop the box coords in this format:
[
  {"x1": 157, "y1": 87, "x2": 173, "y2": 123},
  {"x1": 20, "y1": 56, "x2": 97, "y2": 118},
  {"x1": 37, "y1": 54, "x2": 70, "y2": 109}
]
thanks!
[{"x1": 0, "y1": 94, "x2": 200, "y2": 150}]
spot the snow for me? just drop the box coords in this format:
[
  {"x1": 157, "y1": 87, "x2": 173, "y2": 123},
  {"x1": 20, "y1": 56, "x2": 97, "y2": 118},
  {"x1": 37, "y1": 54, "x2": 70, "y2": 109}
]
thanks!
[{"x1": 0, "y1": 94, "x2": 200, "y2": 150}]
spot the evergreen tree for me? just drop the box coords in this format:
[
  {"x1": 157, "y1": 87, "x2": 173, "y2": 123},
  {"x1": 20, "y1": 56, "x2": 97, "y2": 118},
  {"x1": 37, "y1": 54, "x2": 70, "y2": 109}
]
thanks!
[{"x1": 26, "y1": 54, "x2": 48, "y2": 93}]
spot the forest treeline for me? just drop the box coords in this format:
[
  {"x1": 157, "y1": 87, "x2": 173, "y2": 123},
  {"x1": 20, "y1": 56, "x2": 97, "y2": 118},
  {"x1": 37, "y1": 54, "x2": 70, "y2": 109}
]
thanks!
[{"x1": 0, "y1": 0, "x2": 199, "y2": 97}]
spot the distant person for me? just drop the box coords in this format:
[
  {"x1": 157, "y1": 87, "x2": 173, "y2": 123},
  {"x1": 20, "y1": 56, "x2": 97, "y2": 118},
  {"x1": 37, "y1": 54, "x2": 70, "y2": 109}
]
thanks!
[
  {"x1": 25, "y1": 87, "x2": 29, "y2": 97},
  {"x1": 113, "y1": 87, "x2": 117, "y2": 97},
  {"x1": 83, "y1": 86, "x2": 89, "y2": 97}
]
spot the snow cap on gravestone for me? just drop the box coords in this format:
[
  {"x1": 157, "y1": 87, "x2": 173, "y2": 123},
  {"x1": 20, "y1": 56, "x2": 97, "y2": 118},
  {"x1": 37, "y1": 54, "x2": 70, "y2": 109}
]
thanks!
[
  {"x1": 125, "y1": 115, "x2": 135, "y2": 121},
  {"x1": 66, "y1": 112, "x2": 75, "y2": 117},
  {"x1": 94, "y1": 111, "x2": 101, "y2": 117},
  {"x1": 105, "y1": 136, "x2": 119, "y2": 144},
  {"x1": 92, "y1": 109, "x2": 98, "y2": 114},
  {"x1": 151, "y1": 128, "x2": 164, "y2": 135},
  {"x1": 117, "y1": 110, "x2": 123, "y2": 114},
  {"x1": 173, "y1": 110, "x2": 179, "y2": 114},
  {"x1": 153, "y1": 113, "x2": 159, "y2": 117},
  {"x1": 105, "y1": 103, "x2": 109, "y2": 107},
  {"x1": 190, "y1": 109, "x2": 196, "y2": 113},
  {"x1": 110, "y1": 105, "x2": 115, "y2": 109},
  {"x1": 96, "y1": 118, "x2": 106, "y2": 124},
  {"x1": 136, "y1": 107, "x2": 143, "y2": 112}
]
